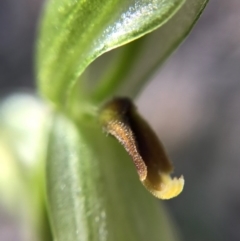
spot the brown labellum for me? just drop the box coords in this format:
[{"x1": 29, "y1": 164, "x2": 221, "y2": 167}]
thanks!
[{"x1": 99, "y1": 97, "x2": 184, "y2": 200}]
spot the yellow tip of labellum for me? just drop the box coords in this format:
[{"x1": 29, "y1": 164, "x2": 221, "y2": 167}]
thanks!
[
  {"x1": 143, "y1": 174, "x2": 184, "y2": 200},
  {"x1": 99, "y1": 97, "x2": 184, "y2": 200}
]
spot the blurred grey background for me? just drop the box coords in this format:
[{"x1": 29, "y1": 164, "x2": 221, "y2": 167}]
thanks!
[{"x1": 0, "y1": 0, "x2": 240, "y2": 241}]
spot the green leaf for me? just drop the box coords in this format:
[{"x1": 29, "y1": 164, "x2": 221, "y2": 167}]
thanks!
[
  {"x1": 91, "y1": 0, "x2": 209, "y2": 101},
  {"x1": 37, "y1": 0, "x2": 185, "y2": 105},
  {"x1": 46, "y1": 112, "x2": 180, "y2": 241}
]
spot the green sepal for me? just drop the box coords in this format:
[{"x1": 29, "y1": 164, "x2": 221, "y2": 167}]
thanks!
[{"x1": 46, "y1": 112, "x2": 180, "y2": 241}]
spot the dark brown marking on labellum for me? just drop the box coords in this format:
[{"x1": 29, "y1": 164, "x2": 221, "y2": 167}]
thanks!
[{"x1": 99, "y1": 97, "x2": 184, "y2": 199}]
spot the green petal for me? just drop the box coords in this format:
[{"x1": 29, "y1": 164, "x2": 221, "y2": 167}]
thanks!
[
  {"x1": 91, "y1": 0, "x2": 209, "y2": 101},
  {"x1": 37, "y1": 0, "x2": 185, "y2": 105},
  {"x1": 46, "y1": 112, "x2": 180, "y2": 241}
]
